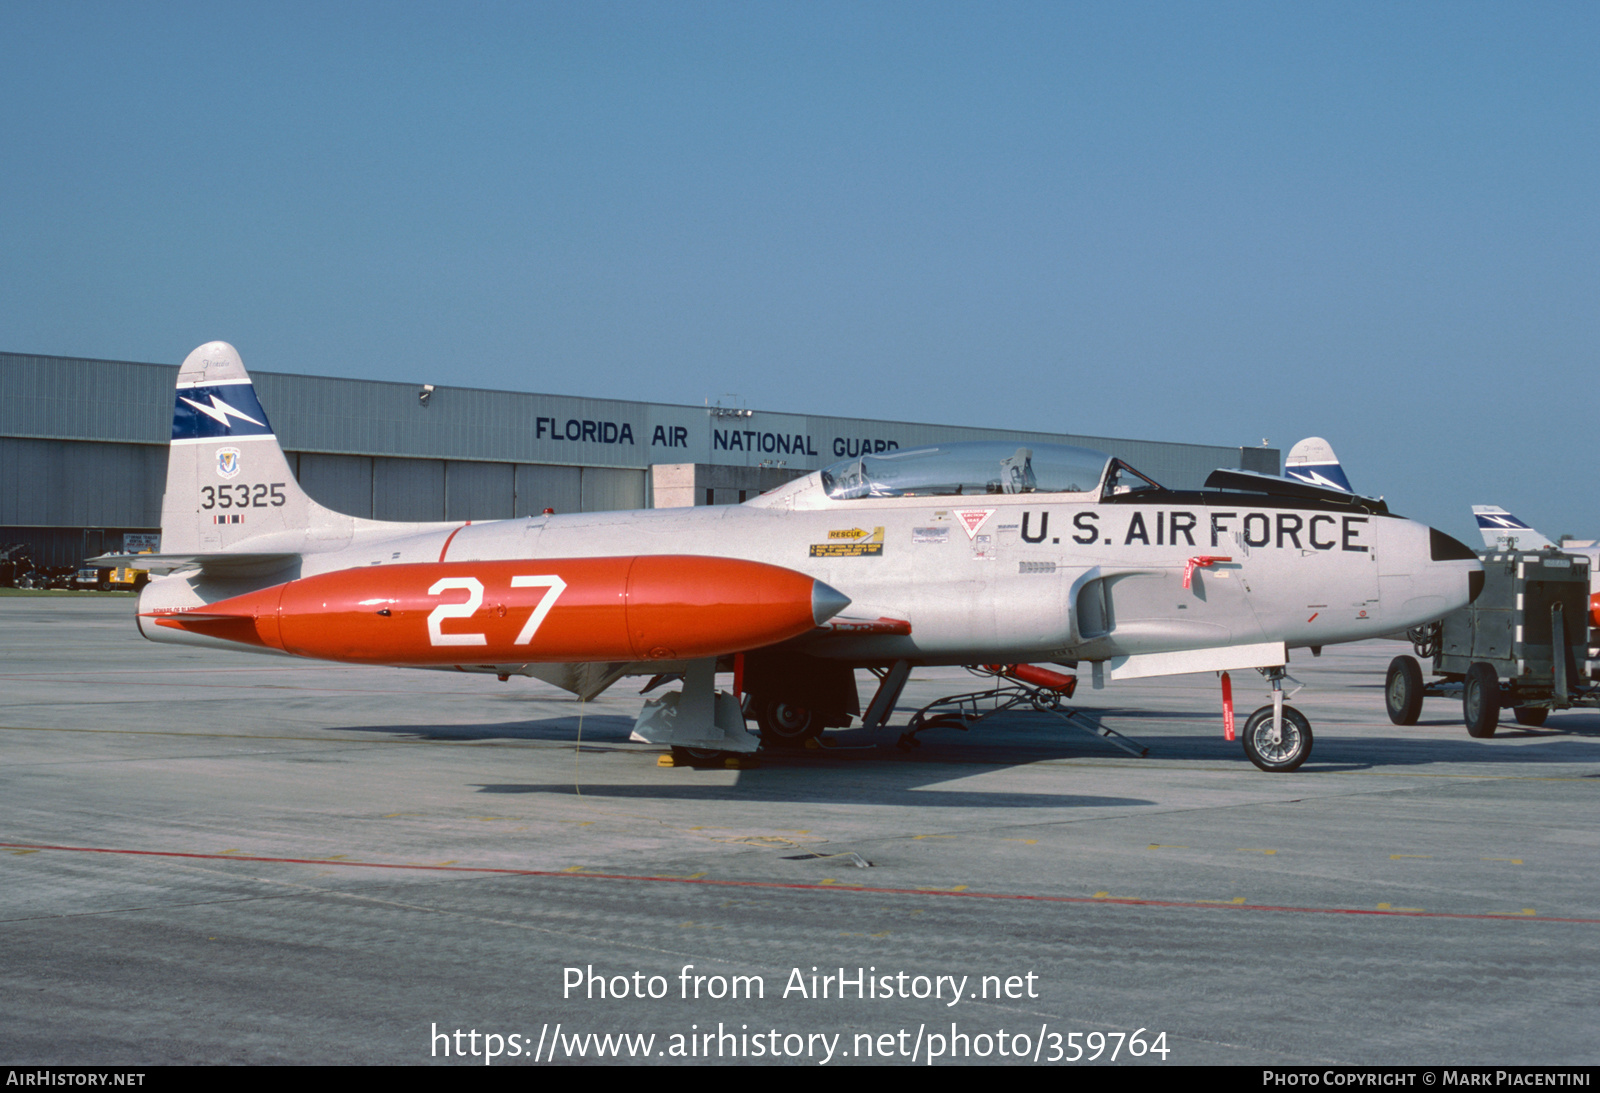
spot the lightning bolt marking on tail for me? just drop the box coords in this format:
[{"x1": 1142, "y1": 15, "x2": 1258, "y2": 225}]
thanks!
[
  {"x1": 1285, "y1": 467, "x2": 1348, "y2": 491},
  {"x1": 179, "y1": 394, "x2": 266, "y2": 429}
]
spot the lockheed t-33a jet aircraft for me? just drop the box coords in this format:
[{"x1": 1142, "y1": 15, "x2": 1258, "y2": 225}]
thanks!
[{"x1": 105, "y1": 342, "x2": 1483, "y2": 773}]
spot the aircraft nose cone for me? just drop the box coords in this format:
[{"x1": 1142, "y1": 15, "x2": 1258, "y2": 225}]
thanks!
[{"x1": 811, "y1": 580, "x2": 852, "y2": 626}]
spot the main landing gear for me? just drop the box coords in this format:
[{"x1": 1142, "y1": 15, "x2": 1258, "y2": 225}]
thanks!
[
  {"x1": 630, "y1": 658, "x2": 758, "y2": 763},
  {"x1": 752, "y1": 696, "x2": 825, "y2": 748}
]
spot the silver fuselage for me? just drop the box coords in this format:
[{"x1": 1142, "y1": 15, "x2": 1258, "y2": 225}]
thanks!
[{"x1": 141, "y1": 470, "x2": 1476, "y2": 670}]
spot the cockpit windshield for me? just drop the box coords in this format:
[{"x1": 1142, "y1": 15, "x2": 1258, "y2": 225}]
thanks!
[
  {"x1": 820, "y1": 442, "x2": 1115, "y2": 500},
  {"x1": 1102, "y1": 459, "x2": 1164, "y2": 498}
]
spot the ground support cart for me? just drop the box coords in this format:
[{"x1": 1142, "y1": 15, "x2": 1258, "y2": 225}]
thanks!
[{"x1": 1385, "y1": 549, "x2": 1599, "y2": 736}]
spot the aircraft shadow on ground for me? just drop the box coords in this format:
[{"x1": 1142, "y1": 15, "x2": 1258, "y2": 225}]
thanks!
[
  {"x1": 1103, "y1": 726, "x2": 1600, "y2": 771},
  {"x1": 797, "y1": 706, "x2": 1600, "y2": 772},
  {"x1": 1405, "y1": 715, "x2": 1600, "y2": 735},
  {"x1": 473, "y1": 777, "x2": 1151, "y2": 810},
  {"x1": 332, "y1": 716, "x2": 639, "y2": 744},
  {"x1": 325, "y1": 703, "x2": 1600, "y2": 775}
]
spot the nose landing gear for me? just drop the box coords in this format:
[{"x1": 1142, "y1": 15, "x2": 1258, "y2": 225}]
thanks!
[{"x1": 1239, "y1": 667, "x2": 1313, "y2": 772}]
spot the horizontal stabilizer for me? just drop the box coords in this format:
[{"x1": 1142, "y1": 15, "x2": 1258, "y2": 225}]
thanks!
[{"x1": 90, "y1": 552, "x2": 300, "y2": 576}]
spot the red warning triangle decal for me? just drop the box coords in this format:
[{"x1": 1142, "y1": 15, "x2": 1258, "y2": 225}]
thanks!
[{"x1": 955, "y1": 509, "x2": 995, "y2": 539}]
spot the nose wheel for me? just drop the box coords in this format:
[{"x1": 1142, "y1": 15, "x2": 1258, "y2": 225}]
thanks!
[
  {"x1": 1241, "y1": 704, "x2": 1313, "y2": 771},
  {"x1": 1237, "y1": 667, "x2": 1313, "y2": 772}
]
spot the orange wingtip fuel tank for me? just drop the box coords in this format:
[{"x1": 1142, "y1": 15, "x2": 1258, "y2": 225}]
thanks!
[{"x1": 147, "y1": 556, "x2": 851, "y2": 665}]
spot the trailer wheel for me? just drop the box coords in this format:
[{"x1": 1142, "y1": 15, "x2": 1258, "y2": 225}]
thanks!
[
  {"x1": 1241, "y1": 704, "x2": 1313, "y2": 772},
  {"x1": 1513, "y1": 706, "x2": 1549, "y2": 727},
  {"x1": 1385, "y1": 656, "x2": 1425, "y2": 725},
  {"x1": 1464, "y1": 663, "x2": 1501, "y2": 738}
]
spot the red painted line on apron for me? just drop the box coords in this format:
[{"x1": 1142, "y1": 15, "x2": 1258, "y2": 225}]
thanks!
[{"x1": 1, "y1": 842, "x2": 1586, "y2": 925}]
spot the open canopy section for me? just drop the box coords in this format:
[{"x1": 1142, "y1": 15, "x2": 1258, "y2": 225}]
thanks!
[{"x1": 821, "y1": 442, "x2": 1127, "y2": 500}]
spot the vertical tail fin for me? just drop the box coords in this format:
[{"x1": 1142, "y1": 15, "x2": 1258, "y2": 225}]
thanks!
[
  {"x1": 1283, "y1": 437, "x2": 1352, "y2": 493},
  {"x1": 1471, "y1": 505, "x2": 1555, "y2": 551},
  {"x1": 163, "y1": 341, "x2": 338, "y2": 553}
]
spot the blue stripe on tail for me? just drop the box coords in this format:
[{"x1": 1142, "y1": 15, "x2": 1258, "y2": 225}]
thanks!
[{"x1": 172, "y1": 383, "x2": 275, "y2": 441}]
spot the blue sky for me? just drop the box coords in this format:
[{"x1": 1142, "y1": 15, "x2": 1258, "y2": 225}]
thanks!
[{"x1": 3, "y1": 2, "x2": 1595, "y2": 538}]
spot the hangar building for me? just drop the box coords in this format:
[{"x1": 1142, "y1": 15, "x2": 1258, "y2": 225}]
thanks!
[{"x1": 0, "y1": 350, "x2": 1279, "y2": 567}]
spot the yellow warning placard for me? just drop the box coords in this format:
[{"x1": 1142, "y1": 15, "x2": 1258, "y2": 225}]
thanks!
[{"x1": 810, "y1": 526, "x2": 884, "y2": 558}]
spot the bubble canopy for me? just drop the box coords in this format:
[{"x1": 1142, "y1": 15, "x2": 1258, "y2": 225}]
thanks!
[{"x1": 820, "y1": 442, "x2": 1150, "y2": 500}]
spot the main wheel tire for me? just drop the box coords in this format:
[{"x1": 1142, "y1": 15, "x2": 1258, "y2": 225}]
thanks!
[
  {"x1": 1464, "y1": 662, "x2": 1502, "y2": 738},
  {"x1": 1385, "y1": 655, "x2": 1425, "y2": 725},
  {"x1": 1513, "y1": 705, "x2": 1549, "y2": 727},
  {"x1": 754, "y1": 696, "x2": 823, "y2": 748},
  {"x1": 671, "y1": 745, "x2": 728, "y2": 765},
  {"x1": 1241, "y1": 704, "x2": 1313, "y2": 772}
]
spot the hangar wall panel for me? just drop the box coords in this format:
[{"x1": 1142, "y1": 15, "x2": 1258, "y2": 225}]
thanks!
[
  {"x1": 1238, "y1": 448, "x2": 1277, "y2": 475},
  {"x1": 296, "y1": 454, "x2": 374, "y2": 518},
  {"x1": 515, "y1": 464, "x2": 581, "y2": 516},
  {"x1": 283, "y1": 457, "x2": 637, "y2": 522},
  {"x1": 580, "y1": 467, "x2": 646, "y2": 513},
  {"x1": 445, "y1": 461, "x2": 514, "y2": 522},
  {"x1": 0, "y1": 438, "x2": 165, "y2": 526},
  {"x1": 0, "y1": 354, "x2": 172, "y2": 444},
  {"x1": 373, "y1": 458, "x2": 445, "y2": 522}
]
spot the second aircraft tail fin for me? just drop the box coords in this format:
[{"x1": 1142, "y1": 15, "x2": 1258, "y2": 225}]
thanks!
[
  {"x1": 1283, "y1": 437, "x2": 1352, "y2": 494},
  {"x1": 1471, "y1": 506, "x2": 1555, "y2": 551}
]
